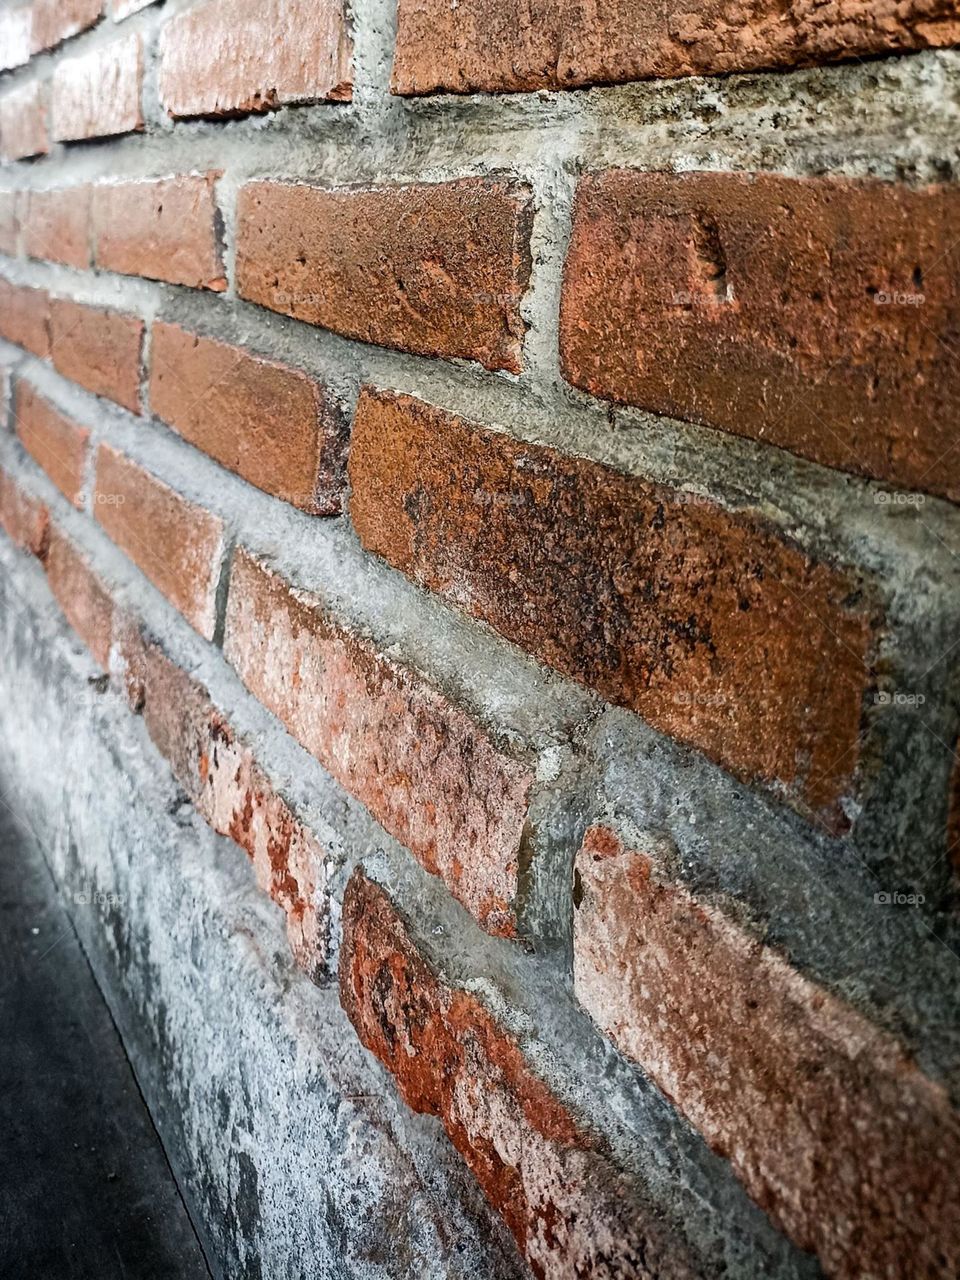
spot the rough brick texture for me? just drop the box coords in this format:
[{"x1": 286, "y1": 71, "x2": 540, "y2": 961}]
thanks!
[
  {"x1": 119, "y1": 623, "x2": 330, "y2": 976},
  {"x1": 49, "y1": 299, "x2": 143, "y2": 414},
  {"x1": 392, "y1": 0, "x2": 960, "y2": 95},
  {"x1": 44, "y1": 526, "x2": 116, "y2": 669},
  {"x1": 340, "y1": 869, "x2": 699, "y2": 1280},
  {"x1": 16, "y1": 383, "x2": 90, "y2": 508},
  {"x1": 24, "y1": 187, "x2": 92, "y2": 268},
  {"x1": 0, "y1": 81, "x2": 49, "y2": 162},
  {"x1": 31, "y1": 0, "x2": 103, "y2": 54},
  {"x1": 0, "y1": 8, "x2": 31, "y2": 72},
  {"x1": 349, "y1": 389, "x2": 877, "y2": 828},
  {"x1": 0, "y1": 191, "x2": 20, "y2": 255},
  {"x1": 51, "y1": 35, "x2": 142, "y2": 141},
  {"x1": 149, "y1": 323, "x2": 346, "y2": 513},
  {"x1": 224, "y1": 549, "x2": 534, "y2": 936},
  {"x1": 158, "y1": 0, "x2": 352, "y2": 118},
  {"x1": 573, "y1": 826, "x2": 960, "y2": 1279},
  {"x1": 0, "y1": 280, "x2": 50, "y2": 357},
  {"x1": 236, "y1": 179, "x2": 533, "y2": 373},
  {"x1": 92, "y1": 174, "x2": 225, "y2": 290},
  {"x1": 561, "y1": 170, "x2": 960, "y2": 503},
  {"x1": 93, "y1": 444, "x2": 224, "y2": 639},
  {"x1": 0, "y1": 467, "x2": 49, "y2": 559}
]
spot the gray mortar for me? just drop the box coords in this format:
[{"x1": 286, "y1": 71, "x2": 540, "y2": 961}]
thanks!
[
  {"x1": 0, "y1": 3, "x2": 959, "y2": 1267},
  {"x1": 3, "y1": 313, "x2": 960, "y2": 1083},
  {"x1": 0, "y1": 538, "x2": 821, "y2": 1278},
  {"x1": 0, "y1": 536, "x2": 528, "y2": 1280}
]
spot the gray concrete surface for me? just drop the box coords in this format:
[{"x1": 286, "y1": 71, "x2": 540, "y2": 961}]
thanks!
[{"x1": 0, "y1": 788, "x2": 210, "y2": 1278}]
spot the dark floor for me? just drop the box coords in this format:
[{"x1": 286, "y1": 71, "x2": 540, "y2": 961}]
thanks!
[{"x1": 0, "y1": 790, "x2": 210, "y2": 1279}]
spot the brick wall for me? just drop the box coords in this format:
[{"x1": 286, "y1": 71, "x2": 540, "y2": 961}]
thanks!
[{"x1": 1, "y1": 1, "x2": 960, "y2": 1276}]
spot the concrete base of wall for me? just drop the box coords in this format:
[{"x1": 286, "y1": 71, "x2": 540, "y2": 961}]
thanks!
[{"x1": 0, "y1": 539, "x2": 525, "y2": 1280}]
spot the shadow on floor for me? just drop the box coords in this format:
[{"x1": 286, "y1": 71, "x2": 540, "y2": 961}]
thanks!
[{"x1": 0, "y1": 790, "x2": 211, "y2": 1279}]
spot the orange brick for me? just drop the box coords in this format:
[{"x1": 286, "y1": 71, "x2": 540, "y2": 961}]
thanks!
[
  {"x1": 16, "y1": 383, "x2": 89, "y2": 507},
  {"x1": 93, "y1": 444, "x2": 225, "y2": 638}
]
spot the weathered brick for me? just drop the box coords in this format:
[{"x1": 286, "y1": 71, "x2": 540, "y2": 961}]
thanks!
[
  {"x1": 16, "y1": 382, "x2": 89, "y2": 507},
  {"x1": 158, "y1": 0, "x2": 352, "y2": 118},
  {"x1": 393, "y1": 0, "x2": 960, "y2": 94},
  {"x1": 573, "y1": 825, "x2": 960, "y2": 1279},
  {"x1": 224, "y1": 549, "x2": 533, "y2": 935},
  {"x1": 349, "y1": 389, "x2": 878, "y2": 829},
  {"x1": 149, "y1": 323, "x2": 346, "y2": 512},
  {"x1": 0, "y1": 190, "x2": 20, "y2": 255},
  {"x1": 0, "y1": 467, "x2": 48, "y2": 558},
  {"x1": 236, "y1": 178, "x2": 532, "y2": 373},
  {"x1": 119, "y1": 623, "x2": 329, "y2": 975},
  {"x1": 0, "y1": 279, "x2": 50, "y2": 357},
  {"x1": 0, "y1": 8, "x2": 31, "y2": 72},
  {"x1": 24, "y1": 186, "x2": 92, "y2": 268},
  {"x1": 340, "y1": 868, "x2": 698, "y2": 1280},
  {"x1": 32, "y1": 0, "x2": 103, "y2": 54},
  {"x1": 561, "y1": 170, "x2": 960, "y2": 504},
  {"x1": 92, "y1": 174, "x2": 225, "y2": 291},
  {"x1": 45, "y1": 526, "x2": 115, "y2": 668},
  {"x1": 52, "y1": 35, "x2": 142, "y2": 142},
  {"x1": 49, "y1": 298, "x2": 143, "y2": 413},
  {"x1": 0, "y1": 82, "x2": 49, "y2": 162},
  {"x1": 93, "y1": 444, "x2": 225, "y2": 639}
]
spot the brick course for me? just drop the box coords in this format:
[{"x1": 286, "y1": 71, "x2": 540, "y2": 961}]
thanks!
[
  {"x1": 349, "y1": 388, "x2": 878, "y2": 828},
  {"x1": 93, "y1": 444, "x2": 225, "y2": 639},
  {"x1": 573, "y1": 826, "x2": 960, "y2": 1279},
  {"x1": 393, "y1": 0, "x2": 960, "y2": 95},
  {"x1": 224, "y1": 549, "x2": 534, "y2": 935},
  {"x1": 561, "y1": 170, "x2": 960, "y2": 503},
  {"x1": 158, "y1": 0, "x2": 352, "y2": 118},
  {"x1": 236, "y1": 179, "x2": 533, "y2": 372},
  {"x1": 149, "y1": 323, "x2": 346, "y2": 513},
  {"x1": 16, "y1": 383, "x2": 90, "y2": 508}
]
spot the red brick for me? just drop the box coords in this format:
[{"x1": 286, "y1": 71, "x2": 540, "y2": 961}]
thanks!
[
  {"x1": 93, "y1": 444, "x2": 225, "y2": 639},
  {"x1": 0, "y1": 279, "x2": 50, "y2": 357},
  {"x1": 236, "y1": 178, "x2": 532, "y2": 373},
  {"x1": 93, "y1": 174, "x2": 226, "y2": 291},
  {"x1": 393, "y1": 0, "x2": 960, "y2": 94},
  {"x1": 573, "y1": 826, "x2": 960, "y2": 1279},
  {"x1": 149, "y1": 323, "x2": 346, "y2": 514},
  {"x1": 158, "y1": 0, "x2": 352, "y2": 118},
  {"x1": 0, "y1": 467, "x2": 48, "y2": 558},
  {"x1": 32, "y1": 0, "x2": 103, "y2": 54},
  {"x1": 24, "y1": 187, "x2": 92, "y2": 268},
  {"x1": 16, "y1": 383, "x2": 89, "y2": 507},
  {"x1": 49, "y1": 299, "x2": 143, "y2": 414},
  {"x1": 340, "y1": 869, "x2": 697, "y2": 1280},
  {"x1": 0, "y1": 190, "x2": 20, "y2": 255},
  {"x1": 349, "y1": 389, "x2": 878, "y2": 829},
  {"x1": 561, "y1": 171, "x2": 960, "y2": 504},
  {"x1": 119, "y1": 622, "x2": 329, "y2": 975},
  {"x1": 45, "y1": 526, "x2": 115, "y2": 668},
  {"x1": 0, "y1": 9, "x2": 31, "y2": 72},
  {"x1": 0, "y1": 82, "x2": 49, "y2": 162},
  {"x1": 51, "y1": 35, "x2": 142, "y2": 142},
  {"x1": 224, "y1": 549, "x2": 534, "y2": 936}
]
